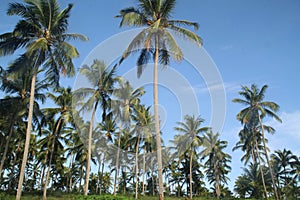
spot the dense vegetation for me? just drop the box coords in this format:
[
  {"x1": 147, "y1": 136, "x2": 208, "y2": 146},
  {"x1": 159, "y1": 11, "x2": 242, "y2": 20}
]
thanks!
[{"x1": 0, "y1": 0, "x2": 299, "y2": 200}]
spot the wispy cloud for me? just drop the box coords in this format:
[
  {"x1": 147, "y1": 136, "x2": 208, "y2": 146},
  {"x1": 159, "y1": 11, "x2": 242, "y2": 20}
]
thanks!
[
  {"x1": 179, "y1": 82, "x2": 241, "y2": 95},
  {"x1": 265, "y1": 110, "x2": 300, "y2": 154}
]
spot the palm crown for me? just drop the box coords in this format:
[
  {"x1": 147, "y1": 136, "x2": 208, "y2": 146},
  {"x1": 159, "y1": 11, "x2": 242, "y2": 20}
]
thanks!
[{"x1": 116, "y1": 0, "x2": 202, "y2": 77}]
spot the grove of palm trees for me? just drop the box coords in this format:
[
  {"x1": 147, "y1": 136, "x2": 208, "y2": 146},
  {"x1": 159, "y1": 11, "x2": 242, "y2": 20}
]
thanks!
[{"x1": 0, "y1": 0, "x2": 299, "y2": 200}]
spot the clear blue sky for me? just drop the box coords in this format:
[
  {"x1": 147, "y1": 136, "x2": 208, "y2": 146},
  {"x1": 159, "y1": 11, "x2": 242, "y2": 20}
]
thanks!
[{"x1": 1, "y1": 0, "x2": 300, "y2": 192}]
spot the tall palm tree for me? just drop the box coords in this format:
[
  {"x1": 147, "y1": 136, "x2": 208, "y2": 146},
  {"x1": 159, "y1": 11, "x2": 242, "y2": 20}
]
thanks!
[
  {"x1": 0, "y1": 1, "x2": 87, "y2": 199},
  {"x1": 201, "y1": 132, "x2": 231, "y2": 199},
  {"x1": 74, "y1": 60, "x2": 118, "y2": 195},
  {"x1": 174, "y1": 115, "x2": 209, "y2": 199},
  {"x1": 111, "y1": 79, "x2": 144, "y2": 196},
  {"x1": 233, "y1": 124, "x2": 274, "y2": 198},
  {"x1": 131, "y1": 104, "x2": 154, "y2": 199},
  {"x1": 41, "y1": 87, "x2": 73, "y2": 199},
  {"x1": 116, "y1": 1, "x2": 202, "y2": 199},
  {"x1": 0, "y1": 67, "x2": 47, "y2": 176},
  {"x1": 233, "y1": 84, "x2": 282, "y2": 200}
]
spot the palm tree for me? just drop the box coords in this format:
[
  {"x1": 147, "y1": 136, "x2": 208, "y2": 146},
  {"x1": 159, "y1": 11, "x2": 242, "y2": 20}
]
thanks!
[
  {"x1": 116, "y1": 1, "x2": 202, "y2": 199},
  {"x1": 174, "y1": 115, "x2": 209, "y2": 199},
  {"x1": 131, "y1": 104, "x2": 155, "y2": 199},
  {"x1": 74, "y1": 60, "x2": 118, "y2": 195},
  {"x1": 236, "y1": 163, "x2": 271, "y2": 199},
  {"x1": 111, "y1": 79, "x2": 144, "y2": 196},
  {"x1": 41, "y1": 87, "x2": 73, "y2": 199},
  {"x1": 271, "y1": 148, "x2": 298, "y2": 198},
  {"x1": 201, "y1": 132, "x2": 231, "y2": 199},
  {"x1": 0, "y1": 1, "x2": 87, "y2": 199},
  {"x1": 233, "y1": 84, "x2": 282, "y2": 200},
  {"x1": 0, "y1": 67, "x2": 47, "y2": 176}
]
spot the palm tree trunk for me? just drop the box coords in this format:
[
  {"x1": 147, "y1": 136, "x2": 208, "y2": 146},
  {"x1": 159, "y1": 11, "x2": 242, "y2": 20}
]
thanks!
[
  {"x1": 43, "y1": 118, "x2": 63, "y2": 200},
  {"x1": 114, "y1": 121, "x2": 122, "y2": 196},
  {"x1": 142, "y1": 146, "x2": 146, "y2": 195},
  {"x1": 16, "y1": 69, "x2": 37, "y2": 200},
  {"x1": 68, "y1": 148, "x2": 74, "y2": 193},
  {"x1": 215, "y1": 170, "x2": 220, "y2": 199},
  {"x1": 79, "y1": 163, "x2": 84, "y2": 192},
  {"x1": 255, "y1": 139, "x2": 268, "y2": 198},
  {"x1": 40, "y1": 156, "x2": 47, "y2": 190},
  {"x1": 259, "y1": 115, "x2": 278, "y2": 200},
  {"x1": 0, "y1": 120, "x2": 14, "y2": 177},
  {"x1": 154, "y1": 34, "x2": 164, "y2": 200},
  {"x1": 84, "y1": 102, "x2": 98, "y2": 195},
  {"x1": 135, "y1": 135, "x2": 140, "y2": 199},
  {"x1": 8, "y1": 152, "x2": 17, "y2": 191},
  {"x1": 189, "y1": 150, "x2": 193, "y2": 200},
  {"x1": 100, "y1": 155, "x2": 105, "y2": 195}
]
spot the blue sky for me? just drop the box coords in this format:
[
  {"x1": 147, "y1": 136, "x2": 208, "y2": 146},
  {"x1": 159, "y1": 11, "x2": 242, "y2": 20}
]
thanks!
[{"x1": 1, "y1": 0, "x2": 300, "y2": 192}]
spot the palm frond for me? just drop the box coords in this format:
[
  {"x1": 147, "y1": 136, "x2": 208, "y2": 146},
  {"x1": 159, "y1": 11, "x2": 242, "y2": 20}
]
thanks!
[
  {"x1": 169, "y1": 24, "x2": 202, "y2": 46},
  {"x1": 169, "y1": 20, "x2": 199, "y2": 30}
]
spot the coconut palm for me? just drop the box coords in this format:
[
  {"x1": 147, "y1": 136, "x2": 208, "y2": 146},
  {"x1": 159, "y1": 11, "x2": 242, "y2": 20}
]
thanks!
[
  {"x1": 233, "y1": 124, "x2": 274, "y2": 198},
  {"x1": 174, "y1": 115, "x2": 209, "y2": 199},
  {"x1": 0, "y1": 0, "x2": 87, "y2": 198},
  {"x1": 131, "y1": 104, "x2": 155, "y2": 199},
  {"x1": 116, "y1": 1, "x2": 202, "y2": 198},
  {"x1": 271, "y1": 148, "x2": 298, "y2": 198},
  {"x1": 41, "y1": 87, "x2": 74, "y2": 199},
  {"x1": 111, "y1": 79, "x2": 144, "y2": 196},
  {"x1": 74, "y1": 60, "x2": 118, "y2": 195},
  {"x1": 201, "y1": 132, "x2": 231, "y2": 199},
  {"x1": 0, "y1": 67, "x2": 47, "y2": 177},
  {"x1": 233, "y1": 84, "x2": 282, "y2": 199}
]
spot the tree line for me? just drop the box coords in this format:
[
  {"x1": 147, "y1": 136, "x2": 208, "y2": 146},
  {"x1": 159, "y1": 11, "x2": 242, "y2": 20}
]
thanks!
[{"x1": 0, "y1": 0, "x2": 299, "y2": 200}]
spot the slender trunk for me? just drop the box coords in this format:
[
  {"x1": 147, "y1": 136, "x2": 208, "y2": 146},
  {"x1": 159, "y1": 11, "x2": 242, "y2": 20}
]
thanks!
[
  {"x1": 135, "y1": 135, "x2": 140, "y2": 199},
  {"x1": 151, "y1": 156, "x2": 155, "y2": 196},
  {"x1": 0, "y1": 120, "x2": 14, "y2": 177},
  {"x1": 97, "y1": 158, "x2": 101, "y2": 194},
  {"x1": 189, "y1": 150, "x2": 193, "y2": 200},
  {"x1": 215, "y1": 170, "x2": 220, "y2": 198},
  {"x1": 16, "y1": 69, "x2": 37, "y2": 200},
  {"x1": 79, "y1": 163, "x2": 84, "y2": 192},
  {"x1": 100, "y1": 155, "x2": 105, "y2": 195},
  {"x1": 84, "y1": 102, "x2": 97, "y2": 195},
  {"x1": 40, "y1": 158, "x2": 46, "y2": 190},
  {"x1": 114, "y1": 121, "x2": 122, "y2": 196},
  {"x1": 259, "y1": 115, "x2": 278, "y2": 200},
  {"x1": 142, "y1": 146, "x2": 146, "y2": 195},
  {"x1": 68, "y1": 148, "x2": 74, "y2": 193},
  {"x1": 8, "y1": 152, "x2": 17, "y2": 191},
  {"x1": 255, "y1": 139, "x2": 268, "y2": 198},
  {"x1": 154, "y1": 34, "x2": 164, "y2": 200},
  {"x1": 43, "y1": 118, "x2": 63, "y2": 200}
]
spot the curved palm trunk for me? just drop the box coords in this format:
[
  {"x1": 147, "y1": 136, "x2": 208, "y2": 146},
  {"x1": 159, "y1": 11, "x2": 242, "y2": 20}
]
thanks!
[
  {"x1": 135, "y1": 135, "x2": 140, "y2": 199},
  {"x1": 255, "y1": 139, "x2": 268, "y2": 198},
  {"x1": 259, "y1": 115, "x2": 278, "y2": 200},
  {"x1": 0, "y1": 120, "x2": 14, "y2": 177},
  {"x1": 43, "y1": 118, "x2": 63, "y2": 200},
  {"x1": 189, "y1": 150, "x2": 193, "y2": 200},
  {"x1": 84, "y1": 102, "x2": 98, "y2": 195},
  {"x1": 154, "y1": 34, "x2": 164, "y2": 200},
  {"x1": 16, "y1": 69, "x2": 37, "y2": 200},
  {"x1": 114, "y1": 122, "x2": 122, "y2": 196}
]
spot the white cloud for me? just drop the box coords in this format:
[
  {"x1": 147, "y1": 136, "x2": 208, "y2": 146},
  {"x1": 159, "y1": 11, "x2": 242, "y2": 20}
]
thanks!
[
  {"x1": 179, "y1": 82, "x2": 241, "y2": 95},
  {"x1": 266, "y1": 110, "x2": 300, "y2": 154}
]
